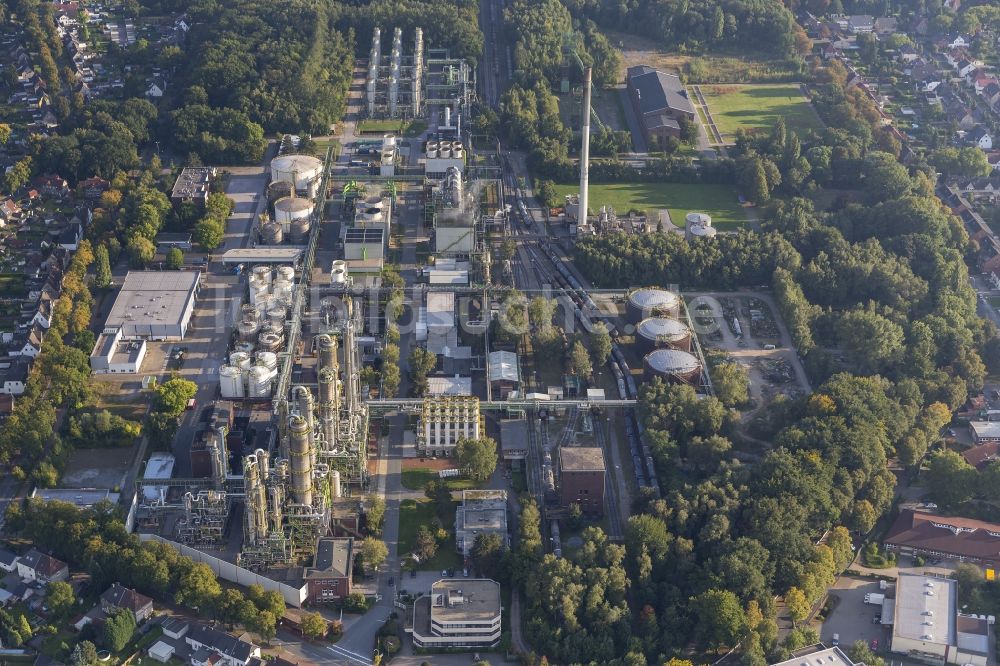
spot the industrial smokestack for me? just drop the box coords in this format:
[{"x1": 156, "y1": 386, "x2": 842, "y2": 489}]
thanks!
[{"x1": 579, "y1": 66, "x2": 592, "y2": 225}]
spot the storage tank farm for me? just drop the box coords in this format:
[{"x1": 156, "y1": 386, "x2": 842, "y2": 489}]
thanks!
[{"x1": 238, "y1": 298, "x2": 370, "y2": 571}]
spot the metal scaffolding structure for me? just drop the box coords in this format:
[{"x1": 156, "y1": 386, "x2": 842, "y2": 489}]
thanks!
[{"x1": 366, "y1": 26, "x2": 427, "y2": 119}]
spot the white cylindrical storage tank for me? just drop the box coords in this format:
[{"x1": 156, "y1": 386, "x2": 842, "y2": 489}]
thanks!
[
  {"x1": 229, "y1": 351, "x2": 252, "y2": 372},
  {"x1": 277, "y1": 265, "x2": 295, "y2": 282},
  {"x1": 331, "y1": 260, "x2": 348, "y2": 284},
  {"x1": 241, "y1": 304, "x2": 258, "y2": 323},
  {"x1": 643, "y1": 348, "x2": 702, "y2": 384},
  {"x1": 273, "y1": 196, "x2": 314, "y2": 225},
  {"x1": 627, "y1": 288, "x2": 682, "y2": 323},
  {"x1": 685, "y1": 212, "x2": 712, "y2": 228},
  {"x1": 440, "y1": 145, "x2": 452, "y2": 159},
  {"x1": 331, "y1": 470, "x2": 342, "y2": 498},
  {"x1": 636, "y1": 317, "x2": 692, "y2": 353},
  {"x1": 220, "y1": 365, "x2": 245, "y2": 399},
  {"x1": 249, "y1": 280, "x2": 269, "y2": 307},
  {"x1": 273, "y1": 279, "x2": 293, "y2": 302},
  {"x1": 688, "y1": 223, "x2": 717, "y2": 240},
  {"x1": 256, "y1": 351, "x2": 278, "y2": 371},
  {"x1": 427, "y1": 148, "x2": 438, "y2": 159},
  {"x1": 247, "y1": 365, "x2": 274, "y2": 398},
  {"x1": 383, "y1": 134, "x2": 396, "y2": 149},
  {"x1": 270, "y1": 154, "x2": 323, "y2": 192}
]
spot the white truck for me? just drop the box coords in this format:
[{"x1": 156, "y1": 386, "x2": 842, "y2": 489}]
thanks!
[{"x1": 864, "y1": 592, "x2": 885, "y2": 605}]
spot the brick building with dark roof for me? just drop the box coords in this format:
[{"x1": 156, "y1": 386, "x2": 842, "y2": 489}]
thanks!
[
  {"x1": 626, "y1": 65, "x2": 696, "y2": 144},
  {"x1": 884, "y1": 510, "x2": 1000, "y2": 567},
  {"x1": 962, "y1": 442, "x2": 1000, "y2": 470}
]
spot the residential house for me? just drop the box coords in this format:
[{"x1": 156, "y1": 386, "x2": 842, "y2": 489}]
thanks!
[
  {"x1": 982, "y1": 82, "x2": 1000, "y2": 108},
  {"x1": 0, "y1": 550, "x2": 19, "y2": 573},
  {"x1": 0, "y1": 359, "x2": 29, "y2": 396},
  {"x1": 897, "y1": 43, "x2": 919, "y2": 62},
  {"x1": 973, "y1": 73, "x2": 997, "y2": 94},
  {"x1": 9, "y1": 325, "x2": 43, "y2": 358},
  {"x1": 100, "y1": 583, "x2": 154, "y2": 624},
  {"x1": 16, "y1": 548, "x2": 68, "y2": 584},
  {"x1": 145, "y1": 78, "x2": 165, "y2": 98},
  {"x1": 78, "y1": 177, "x2": 109, "y2": 200},
  {"x1": 0, "y1": 200, "x2": 20, "y2": 226},
  {"x1": 873, "y1": 16, "x2": 896, "y2": 35},
  {"x1": 988, "y1": 153, "x2": 1000, "y2": 171},
  {"x1": 946, "y1": 33, "x2": 970, "y2": 50},
  {"x1": 56, "y1": 221, "x2": 81, "y2": 251},
  {"x1": 847, "y1": 15, "x2": 875, "y2": 33},
  {"x1": 956, "y1": 59, "x2": 979, "y2": 78},
  {"x1": 185, "y1": 625, "x2": 260, "y2": 666},
  {"x1": 32, "y1": 175, "x2": 69, "y2": 198},
  {"x1": 970, "y1": 126, "x2": 993, "y2": 151}
]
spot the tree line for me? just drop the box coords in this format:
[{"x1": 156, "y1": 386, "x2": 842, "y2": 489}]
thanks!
[{"x1": 6, "y1": 499, "x2": 288, "y2": 642}]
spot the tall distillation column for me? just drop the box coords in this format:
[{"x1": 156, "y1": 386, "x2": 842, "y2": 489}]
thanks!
[{"x1": 288, "y1": 414, "x2": 314, "y2": 507}]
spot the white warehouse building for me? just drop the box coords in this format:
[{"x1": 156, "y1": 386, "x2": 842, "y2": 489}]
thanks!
[{"x1": 102, "y1": 271, "x2": 200, "y2": 341}]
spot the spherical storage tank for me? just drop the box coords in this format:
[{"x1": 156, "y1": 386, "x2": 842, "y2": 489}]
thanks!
[
  {"x1": 643, "y1": 348, "x2": 702, "y2": 384},
  {"x1": 273, "y1": 196, "x2": 314, "y2": 225},
  {"x1": 270, "y1": 154, "x2": 323, "y2": 192},
  {"x1": 220, "y1": 365, "x2": 245, "y2": 399},
  {"x1": 627, "y1": 288, "x2": 682, "y2": 324},
  {"x1": 636, "y1": 317, "x2": 692, "y2": 353}
]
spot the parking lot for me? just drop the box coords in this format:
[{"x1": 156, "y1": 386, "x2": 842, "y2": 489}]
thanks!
[{"x1": 821, "y1": 575, "x2": 891, "y2": 651}]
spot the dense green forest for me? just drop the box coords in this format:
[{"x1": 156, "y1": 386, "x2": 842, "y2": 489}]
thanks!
[{"x1": 561, "y1": 0, "x2": 810, "y2": 57}]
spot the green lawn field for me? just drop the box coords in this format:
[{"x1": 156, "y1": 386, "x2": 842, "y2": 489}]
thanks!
[
  {"x1": 552, "y1": 182, "x2": 748, "y2": 230},
  {"x1": 698, "y1": 83, "x2": 822, "y2": 141},
  {"x1": 398, "y1": 498, "x2": 462, "y2": 571}
]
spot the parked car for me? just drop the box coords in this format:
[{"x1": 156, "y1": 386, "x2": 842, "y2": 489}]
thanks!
[
  {"x1": 870, "y1": 640, "x2": 878, "y2": 650},
  {"x1": 388, "y1": 577, "x2": 394, "y2": 587}
]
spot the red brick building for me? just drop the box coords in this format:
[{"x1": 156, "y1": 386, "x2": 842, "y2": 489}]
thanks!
[
  {"x1": 304, "y1": 537, "x2": 353, "y2": 603},
  {"x1": 557, "y1": 447, "x2": 606, "y2": 517}
]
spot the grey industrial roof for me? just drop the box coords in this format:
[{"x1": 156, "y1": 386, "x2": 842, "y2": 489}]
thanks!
[
  {"x1": 306, "y1": 537, "x2": 353, "y2": 579},
  {"x1": 104, "y1": 271, "x2": 199, "y2": 330},
  {"x1": 769, "y1": 646, "x2": 862, "y2": 666},
  {"x1": 892, "y1": 573, "x2": 955, "y2": 648},
  {"x1": 171, "y1": 167, "x2": 213, "y2": 200},
  {"x1": 488, "y1": 351, "x2": 519, "y2": 383},
  {"x1": 627, "y1": 66, "x2": 695, "y2": 117},
  {"x1": 429, "y1": 579, "x2": 501, "y2": 623},
  {"x1": 559, "y1": 446, "x2": 606, "y2": 472},
  {"x1": 970, "y1": 421, "x2": 1000, "y2": 439},
  {"x1": 956, "y1": 615, "x2": 989, "y2": 654},
  {"x1": 220, "y1": 248, "x2": 302, "y2": 264},
  {"x1": 31, "y1": 488, "x2": 120, "y2": 507}
]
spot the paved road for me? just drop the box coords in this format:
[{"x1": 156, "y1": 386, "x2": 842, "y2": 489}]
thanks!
[{"x1": 168, "y1": 168, "x2": 269, "y2": 477}]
